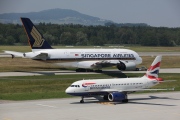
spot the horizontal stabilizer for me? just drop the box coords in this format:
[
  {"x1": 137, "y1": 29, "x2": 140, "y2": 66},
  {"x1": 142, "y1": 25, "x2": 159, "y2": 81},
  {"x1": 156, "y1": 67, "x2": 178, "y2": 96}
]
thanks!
[
  {"x1": 4, "y1": 50, "x2": 24, "y2": 57},
  {"x1": 159, "y1": 80, "x2": 176, "y2": 82}
]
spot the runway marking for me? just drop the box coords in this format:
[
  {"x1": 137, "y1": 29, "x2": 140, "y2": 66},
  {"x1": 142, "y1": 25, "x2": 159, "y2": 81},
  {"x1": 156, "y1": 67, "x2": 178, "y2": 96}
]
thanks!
[
  {"x1": 36, "y1": 104, "x2": 58, "y2": 108},
  {"x1": 3, "y1": 118, "x2": 12, "y2": 120}
]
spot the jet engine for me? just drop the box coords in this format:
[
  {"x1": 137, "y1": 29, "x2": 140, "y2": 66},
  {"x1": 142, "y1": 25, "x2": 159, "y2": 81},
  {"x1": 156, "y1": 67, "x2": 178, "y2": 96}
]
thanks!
[
  {"x1": 108, "y1": 92, "x2": 126, "y2": 101},
  {"x1": 117, "y1": 61, "x2": 136, "y2": 71}
]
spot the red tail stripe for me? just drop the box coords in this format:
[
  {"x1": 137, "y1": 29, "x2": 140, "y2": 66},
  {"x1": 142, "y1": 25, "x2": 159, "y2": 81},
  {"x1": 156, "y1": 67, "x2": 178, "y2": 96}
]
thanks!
[
  {"x1": 148, "y1": 62, "x2": 161, "y2": 71},
  {"x1": 146, "y1": 74, "x2": 156, "y2": 79},
  {"x1": 156, "y1": 78, "x2": 163, "y2": 81}
]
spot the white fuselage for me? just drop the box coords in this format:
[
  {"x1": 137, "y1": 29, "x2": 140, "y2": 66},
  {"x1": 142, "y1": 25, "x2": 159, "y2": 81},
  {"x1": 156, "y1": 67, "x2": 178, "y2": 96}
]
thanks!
[
  {"x1": 24, "y1": 48, "x2": 142, "y2": 69},
  {"x1": 30, "y1": 49, "x2": 141, "y2": 62},
  {"x1": 65, "y1": 77, "x2": 159, "y2": 96}
]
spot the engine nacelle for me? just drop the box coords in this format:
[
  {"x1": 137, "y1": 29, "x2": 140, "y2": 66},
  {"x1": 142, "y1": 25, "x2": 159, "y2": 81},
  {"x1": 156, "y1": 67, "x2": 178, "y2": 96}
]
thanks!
[
  {"x1": 117, "y1": 61, "x2": 136, "y2": 71},
  {"x1": 108, "y1": 92, "x2": 126, "y2": 102}
]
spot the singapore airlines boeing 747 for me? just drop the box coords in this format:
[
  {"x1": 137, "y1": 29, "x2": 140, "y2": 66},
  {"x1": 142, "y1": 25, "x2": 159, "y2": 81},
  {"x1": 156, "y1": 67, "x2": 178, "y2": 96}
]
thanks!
[
  {"x1": 4, "y1": 18, "x2": 142, "y2": 72},
  {"x1": 66, "y1": 56, "x2": 174, "y2": 103}
]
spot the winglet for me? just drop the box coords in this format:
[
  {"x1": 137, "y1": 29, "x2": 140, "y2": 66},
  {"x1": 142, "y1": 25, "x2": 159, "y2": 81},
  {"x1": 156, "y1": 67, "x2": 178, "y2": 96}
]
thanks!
[{"x1": 20, "y1": 17, "x2": 53, "y2": 50}]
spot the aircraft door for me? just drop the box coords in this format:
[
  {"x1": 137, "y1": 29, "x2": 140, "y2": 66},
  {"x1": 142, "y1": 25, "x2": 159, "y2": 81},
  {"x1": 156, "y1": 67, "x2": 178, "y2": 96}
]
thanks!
[
  {"x1": 145, "y1": 81, "x2": 150, "y2": 88},
  {"x1": 85, "y1": 86, "x2": 90, "y2": 91},
  {"x1": 63, "y1": 50, "x2": 69, "y2": 58},
  {"x1": 112, "y1": 83, "x2": 115, "y2": 88}
]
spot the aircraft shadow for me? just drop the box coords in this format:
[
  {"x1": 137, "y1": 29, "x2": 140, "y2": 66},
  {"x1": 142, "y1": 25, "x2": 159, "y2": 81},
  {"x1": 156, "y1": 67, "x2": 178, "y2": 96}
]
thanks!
[
  {"x1": 14, "y1": 69, "x2": 76, "y2": 76},
  {"x1": 14, "y1": 70, "x2": 55, "y2": 75},
  {"x1": 70, "y1": 95, "x2": 178, "y2": 106},
  {"x1": 13, "y1": 69, "x2": 128, "y2": 78},
  {"x1": 29, "y1": 67, "x2": 71, "y2": 71},
  {"x1": 127, "y1": 101, "x2": 176, "y2": 106},
  {"x1": 131, "y1": 95, "x2": 180, "y2": 101}
]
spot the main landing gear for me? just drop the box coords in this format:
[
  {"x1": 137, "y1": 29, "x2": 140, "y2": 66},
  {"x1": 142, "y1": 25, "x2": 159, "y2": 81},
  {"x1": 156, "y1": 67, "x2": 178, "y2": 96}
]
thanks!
[
  {"x1": 80, "y1": 96, "x2": 84, "y2": 103},
  {"x1": 103, "y1": 95, "x2": 108, "y2": 100},
  {"x1": 122, "y1": 94, "x2": 128, "y2": 103}
]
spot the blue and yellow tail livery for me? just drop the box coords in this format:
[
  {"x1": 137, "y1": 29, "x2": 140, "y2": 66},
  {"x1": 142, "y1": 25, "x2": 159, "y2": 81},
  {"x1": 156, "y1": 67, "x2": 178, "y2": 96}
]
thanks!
[{"x1": 21, "y1": 18, "x2": 52, "y2": 50}]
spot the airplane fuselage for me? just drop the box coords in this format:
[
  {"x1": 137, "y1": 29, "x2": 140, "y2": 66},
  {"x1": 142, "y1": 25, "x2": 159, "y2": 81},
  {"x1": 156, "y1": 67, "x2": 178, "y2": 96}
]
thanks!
[
  {"x1": 65, "y1": 77, "x2": 158, "y2": 96},
  {"x1": 24, "y1": 48, "x2": 142, "y2": 69},
  {"x1": 30, "y1": 49, "x2": 140, "y2": 61}
]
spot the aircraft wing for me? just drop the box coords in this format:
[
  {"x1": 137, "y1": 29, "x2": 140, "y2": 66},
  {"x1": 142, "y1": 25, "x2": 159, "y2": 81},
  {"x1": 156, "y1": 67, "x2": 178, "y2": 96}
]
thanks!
[
  {"x1": 3, "y1": 50, "x2": 24, "y2": 58},
  {"x1": 89, "y1": 60, "x2": 121, "y2": 68},
  {"x1": 32, "y1": 53, "x2": 48, "y2": 60},
  {"x1": 87, "y1": 60, "x2": 136, "y2": 71}
]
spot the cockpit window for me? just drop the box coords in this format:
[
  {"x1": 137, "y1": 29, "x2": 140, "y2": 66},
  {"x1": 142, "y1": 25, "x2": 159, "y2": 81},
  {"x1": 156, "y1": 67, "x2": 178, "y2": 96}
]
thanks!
[{"x1": 71, "y1": 85, "x2": 80, "y2": 87}]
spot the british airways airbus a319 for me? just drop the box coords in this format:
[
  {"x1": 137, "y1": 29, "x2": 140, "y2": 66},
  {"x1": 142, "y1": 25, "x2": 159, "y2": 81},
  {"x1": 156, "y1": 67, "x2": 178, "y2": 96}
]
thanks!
[
  {"x1": 4, "y1": 18, "x2": 142, "y2": 72},
  {"x1": 66, "y1": 56, "x2": 175, "y2": 103}
]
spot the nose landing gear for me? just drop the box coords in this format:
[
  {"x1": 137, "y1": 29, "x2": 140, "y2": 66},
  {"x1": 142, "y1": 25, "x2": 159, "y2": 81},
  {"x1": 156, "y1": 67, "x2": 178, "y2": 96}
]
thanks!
[{"x1": 80, "y1": 96, "x2": 84, "y2": 103}]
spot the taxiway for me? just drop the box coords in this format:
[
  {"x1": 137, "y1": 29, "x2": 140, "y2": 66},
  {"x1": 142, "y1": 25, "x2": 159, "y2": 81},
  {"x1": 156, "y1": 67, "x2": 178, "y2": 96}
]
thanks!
[
  {"x1": 0, "y1": 68, "x2": 180, "y2": 77},
  {"x1": 0, "y1": 92, "x2": 180, "y2": 120}
]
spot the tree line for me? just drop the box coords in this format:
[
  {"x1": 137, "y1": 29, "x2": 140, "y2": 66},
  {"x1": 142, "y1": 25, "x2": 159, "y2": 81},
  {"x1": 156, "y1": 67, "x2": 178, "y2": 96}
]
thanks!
[{"x1": 0, "y1": 23, "x2": 180, "y2": 46}]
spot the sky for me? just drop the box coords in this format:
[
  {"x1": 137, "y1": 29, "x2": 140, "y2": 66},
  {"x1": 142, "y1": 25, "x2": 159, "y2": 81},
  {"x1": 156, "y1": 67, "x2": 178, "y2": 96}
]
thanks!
[{"x1": 0, "y1": 0, "x2": 180, "y2": 27}]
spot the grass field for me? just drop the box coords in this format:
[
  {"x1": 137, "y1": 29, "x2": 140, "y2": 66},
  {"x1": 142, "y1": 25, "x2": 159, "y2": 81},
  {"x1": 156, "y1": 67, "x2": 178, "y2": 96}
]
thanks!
[{"x1": 0, "y1": 73, "x2": 179, "y2": 100}]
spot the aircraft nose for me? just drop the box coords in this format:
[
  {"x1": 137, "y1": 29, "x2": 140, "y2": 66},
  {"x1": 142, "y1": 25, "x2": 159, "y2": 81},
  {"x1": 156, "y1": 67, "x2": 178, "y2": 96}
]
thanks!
[
  {"x1": 137, "y1": 57, "x2": 142, "y2": 64},
  {"x1": 139, "y1": 57, "x2": 142, "y2": 64},
  {"x1": 65, "y1": 87, "x2": 70, "y2": 93}
]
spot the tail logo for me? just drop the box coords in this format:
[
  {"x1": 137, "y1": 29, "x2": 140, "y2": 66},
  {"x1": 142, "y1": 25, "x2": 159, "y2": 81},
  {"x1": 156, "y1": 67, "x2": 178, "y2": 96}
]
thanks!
[
  {"x1": 30, "y1": 26, "x2": 45, "y2": 47},
  {"x1": 146, "y1": 62, "x2": 160, "y2": 79}
]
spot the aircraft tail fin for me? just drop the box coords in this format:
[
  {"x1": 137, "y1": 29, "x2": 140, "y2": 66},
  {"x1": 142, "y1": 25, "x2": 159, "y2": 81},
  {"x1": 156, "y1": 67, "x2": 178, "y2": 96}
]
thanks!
[
  {"x1": 144, "y1": 56, "x2": 162, "y2": 79},
  {"x1": 20, "y1": 17, "x2": 52, "y2": 50}
]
